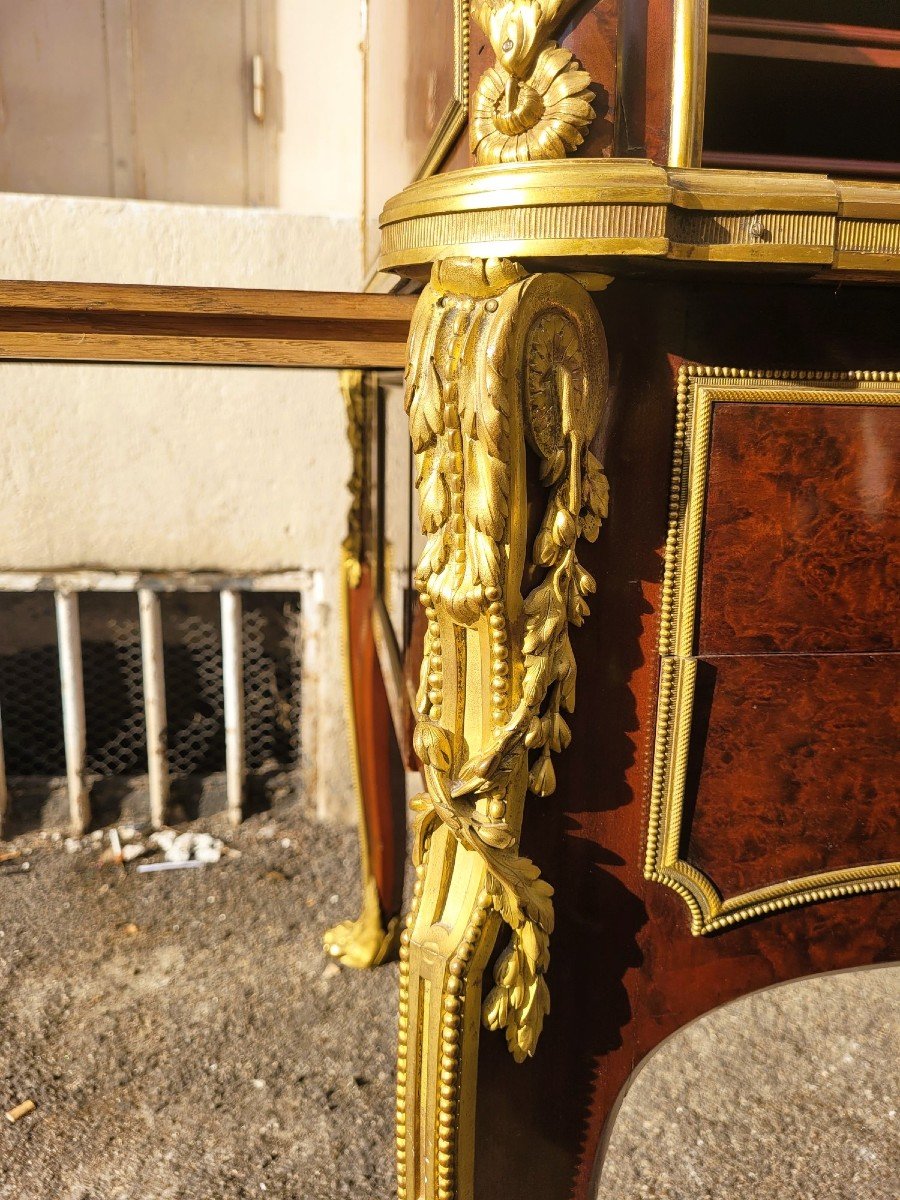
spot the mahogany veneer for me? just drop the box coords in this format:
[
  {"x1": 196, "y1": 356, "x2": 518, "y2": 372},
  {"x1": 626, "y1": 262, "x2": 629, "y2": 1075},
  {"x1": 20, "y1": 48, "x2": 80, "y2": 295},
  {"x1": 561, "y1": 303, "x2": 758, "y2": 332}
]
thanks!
[
  {"x1": 469, "y1": 279, "x2": 900, "y2": 1200},
  {"x1": 345, "y1": 564, "x2": 406, "y2": 921}
]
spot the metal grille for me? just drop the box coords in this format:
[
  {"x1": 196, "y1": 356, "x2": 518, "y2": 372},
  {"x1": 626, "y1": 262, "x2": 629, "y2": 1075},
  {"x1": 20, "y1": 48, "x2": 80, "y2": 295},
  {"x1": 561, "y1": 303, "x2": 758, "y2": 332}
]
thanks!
[
  {"x1": 162, "y1": 601, "x2": 226, "y2": 777},
  {"x1": 83, "y1": 612, "x2": 146, "y2": 776},
  {"x1": 0, "y1": 594, "x2": 65, "y2": 776},
  {"x1": 0, "y1": 590, "x2": 302, "y2": 783},
  {"x1": 243, "y1": 602, "x2": 303, "y2": 773}
]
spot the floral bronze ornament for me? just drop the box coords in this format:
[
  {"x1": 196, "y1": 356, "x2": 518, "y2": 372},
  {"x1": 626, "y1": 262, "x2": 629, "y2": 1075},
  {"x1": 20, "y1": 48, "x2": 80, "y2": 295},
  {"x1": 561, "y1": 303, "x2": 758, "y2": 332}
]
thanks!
[
  {"x1": 397, "y1": 257, "x2": 608, "y2": 1200},
  {"x1": 472, "y1": 0, "x2": 595, "y2": 164}
]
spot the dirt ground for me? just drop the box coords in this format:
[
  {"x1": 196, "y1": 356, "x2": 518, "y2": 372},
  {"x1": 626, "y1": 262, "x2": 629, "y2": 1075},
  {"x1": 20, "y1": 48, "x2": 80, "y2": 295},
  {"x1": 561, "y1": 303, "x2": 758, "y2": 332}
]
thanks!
[
  {"x1": 0, "y1": 810, "x2": 897, "y2": 1200},
  {"x1": 0, "y1": 812, "x2": 397, "y2": 1200}
]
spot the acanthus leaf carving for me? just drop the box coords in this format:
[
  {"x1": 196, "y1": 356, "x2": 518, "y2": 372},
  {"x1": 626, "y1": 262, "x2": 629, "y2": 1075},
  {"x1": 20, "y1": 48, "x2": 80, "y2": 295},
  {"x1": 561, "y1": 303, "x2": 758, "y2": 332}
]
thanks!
[{"x1": 397, "y1": 256, "x2": 609, "y2": 1199}]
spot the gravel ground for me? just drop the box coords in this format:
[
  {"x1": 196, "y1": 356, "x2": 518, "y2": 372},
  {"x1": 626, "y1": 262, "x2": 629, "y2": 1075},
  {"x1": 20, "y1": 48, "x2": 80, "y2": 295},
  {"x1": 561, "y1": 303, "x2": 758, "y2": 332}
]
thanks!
[
  {"x1": 0, "y1": 812, "x2": 397, "y2": 1200},
  {"x1": 0, "y1": 812, "x2": 896, "y2": 1199}
]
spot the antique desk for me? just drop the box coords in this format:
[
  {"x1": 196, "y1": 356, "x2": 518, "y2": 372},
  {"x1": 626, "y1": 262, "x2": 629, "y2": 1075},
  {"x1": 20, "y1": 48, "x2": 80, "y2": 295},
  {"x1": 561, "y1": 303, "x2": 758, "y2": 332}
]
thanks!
[
  {"x1": 1, "y1": 5, "x2": 891, "y2": 1198},
  {"x1": 325, "y1": 3, "x2": 900, "y2": 1199}
]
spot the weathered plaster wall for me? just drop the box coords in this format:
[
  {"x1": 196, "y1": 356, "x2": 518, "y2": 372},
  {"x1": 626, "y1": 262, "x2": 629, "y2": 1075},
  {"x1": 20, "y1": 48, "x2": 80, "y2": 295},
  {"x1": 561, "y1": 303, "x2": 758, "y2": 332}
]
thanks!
[
  {"x1": 0, "y1": 360, "x2": 347, "y2": 573},
  {"x1": 0, "y1": 194, "x2": 361, "y2": 821},
  {"x1": 0, "y1": 0, "x2": 372, "y2": 822},
  {"x1": 0, "y1": 192, "x2": 360, "y2": 289}
]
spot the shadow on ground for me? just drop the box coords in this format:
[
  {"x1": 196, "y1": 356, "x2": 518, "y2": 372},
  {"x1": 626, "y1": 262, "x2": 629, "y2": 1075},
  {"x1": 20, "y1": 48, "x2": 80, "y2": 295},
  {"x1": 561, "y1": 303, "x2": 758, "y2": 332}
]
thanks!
[{"x1": 0, "y1": 812, "x2": 896, "y2": 1199}]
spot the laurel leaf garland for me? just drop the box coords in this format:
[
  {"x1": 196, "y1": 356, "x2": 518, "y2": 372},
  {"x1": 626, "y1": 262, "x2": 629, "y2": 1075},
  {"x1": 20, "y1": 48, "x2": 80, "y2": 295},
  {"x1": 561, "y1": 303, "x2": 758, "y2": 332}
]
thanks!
[{"x1": 406, "y1": 267, "x2": 610, "y2": 1062}]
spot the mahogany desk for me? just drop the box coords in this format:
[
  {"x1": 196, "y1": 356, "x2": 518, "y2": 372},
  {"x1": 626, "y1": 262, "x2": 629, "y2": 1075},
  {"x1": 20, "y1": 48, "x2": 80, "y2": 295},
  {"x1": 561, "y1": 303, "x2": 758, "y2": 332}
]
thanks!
[
  {"x1": 3, "y1": 7, "x2": 896, "y2": 1193},
  {"x1": 338, "y1": 3, "x2": 900, "y2": 1197}
]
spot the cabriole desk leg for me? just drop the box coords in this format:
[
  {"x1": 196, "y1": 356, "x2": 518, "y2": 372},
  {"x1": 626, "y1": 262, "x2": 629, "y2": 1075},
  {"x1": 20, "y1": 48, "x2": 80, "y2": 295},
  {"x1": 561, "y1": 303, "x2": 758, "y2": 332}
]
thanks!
[
  {"x1": 324, "y1": 370, "x2": 404, "y2": 969},
  {"x1": 396, "y1": 258, "x2": 610, "y2": 1200}
]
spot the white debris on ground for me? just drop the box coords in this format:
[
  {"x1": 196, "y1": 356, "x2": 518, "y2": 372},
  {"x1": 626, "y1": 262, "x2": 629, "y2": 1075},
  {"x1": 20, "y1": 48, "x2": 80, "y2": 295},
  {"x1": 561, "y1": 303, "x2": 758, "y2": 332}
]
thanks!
[
  {"x1": 45, "y1": 824, "x2": 240, "y2": 870},
  {"x1": 117, "y1": 823, "x2": 145, "y2": 844},
  {"x1": 149, "y1": 829, "x2": 238, "y2": 865},
  {"x1": 0, "y1": 811, "x2": 401, "y2": 1200}
]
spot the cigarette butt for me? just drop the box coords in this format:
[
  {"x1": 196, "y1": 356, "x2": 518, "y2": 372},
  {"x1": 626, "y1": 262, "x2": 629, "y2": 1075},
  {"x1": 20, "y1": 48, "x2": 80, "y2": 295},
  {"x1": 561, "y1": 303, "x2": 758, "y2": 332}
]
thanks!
[
  {"x1": 5, "y1": 1100, "x2": 36, "y2": 1123},
  {"x1": 0, "y1": 862, "x2": 31, "y2": 876},
  {"x1": 136, "y1": 860, "x2": 206, "y2": 874},
  {"x1": 108, "y1": 827, "x2": 126, "y2": 872}
]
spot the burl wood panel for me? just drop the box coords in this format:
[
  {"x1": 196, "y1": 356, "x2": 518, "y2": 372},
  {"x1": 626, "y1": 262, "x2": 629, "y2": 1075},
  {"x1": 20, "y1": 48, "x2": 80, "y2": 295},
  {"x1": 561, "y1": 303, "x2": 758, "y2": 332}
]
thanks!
[
  {"x1": 699, "y1": 402, "x2": 900, "y2": 655},
  {"x1": 686, "y1": 654, "x2": 899, "y2": 897},
  {"x1": 468, "y1": 281, "x2": 899, "y2": 1200}
]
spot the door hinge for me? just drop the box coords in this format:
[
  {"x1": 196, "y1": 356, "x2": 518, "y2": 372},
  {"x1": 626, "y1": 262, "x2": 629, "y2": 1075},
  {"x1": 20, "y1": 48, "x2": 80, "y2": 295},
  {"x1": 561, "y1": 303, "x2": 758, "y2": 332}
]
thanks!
[{"x1": 251, "y1": 54, "x2": 265, "y2": 123}]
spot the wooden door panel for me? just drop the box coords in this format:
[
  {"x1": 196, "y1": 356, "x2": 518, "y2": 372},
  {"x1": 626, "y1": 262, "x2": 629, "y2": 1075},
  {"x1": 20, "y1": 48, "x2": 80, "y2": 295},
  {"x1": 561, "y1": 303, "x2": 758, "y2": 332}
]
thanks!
[
  {"x1": 0, "y1": 0, "x2": 271, "y2": 205},
  {"x1": 0, "y1": 0, "x2": 112, "y2": 196},
  {"x1": 131, "y1": 0, "x2": 248, "y2": 205}
]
